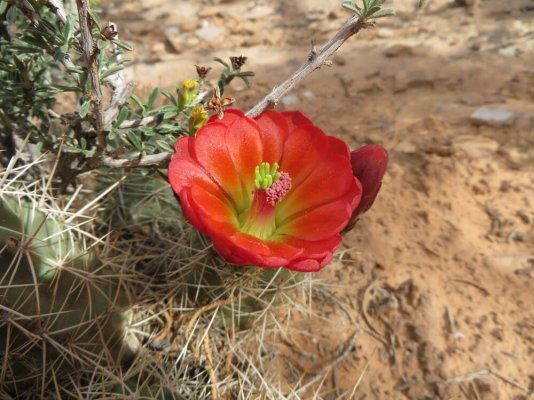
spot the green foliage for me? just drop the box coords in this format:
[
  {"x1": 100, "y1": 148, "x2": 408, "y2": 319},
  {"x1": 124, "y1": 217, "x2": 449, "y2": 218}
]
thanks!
[
  {"x1": 342, "y1": 0, "x2": 396, "y2": 20},
  {"x1": 0, "y1": 1, "x2": 255, "y2": 187}
]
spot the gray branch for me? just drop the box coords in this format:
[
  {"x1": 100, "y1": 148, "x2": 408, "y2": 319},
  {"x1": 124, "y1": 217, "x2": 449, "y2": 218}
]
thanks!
[
  {"x1": 76, "y1": 0, "x2": 105, "y2": 149},
  {"x1": 95, "y1": 15, "x2": 370, "y2": 169},
  {"x1": 246, "y1": 15, "x2": 368, "y2": 118}
]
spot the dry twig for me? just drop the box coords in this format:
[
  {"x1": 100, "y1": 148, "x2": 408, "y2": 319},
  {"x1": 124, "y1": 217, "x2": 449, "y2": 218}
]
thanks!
[
  {"x1": 76, "y1": 0, "x2": 106, "y2": 149},
  {"x1": 247, "y1": 15, "x2": 370, "y2": 118},
  {"x1": 95, "y1": 15, "x2": 372, "y2": 169}
]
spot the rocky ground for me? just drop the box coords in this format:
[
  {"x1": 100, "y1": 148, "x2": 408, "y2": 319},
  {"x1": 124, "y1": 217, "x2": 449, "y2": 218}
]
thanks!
[{"x1": 104, "y1": 0, "x2": 533, "y2": 398}]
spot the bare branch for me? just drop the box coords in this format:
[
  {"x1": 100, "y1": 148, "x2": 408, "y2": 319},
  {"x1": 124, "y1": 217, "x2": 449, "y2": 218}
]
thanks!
[
  {"x1": 97, "y1": 14, "x2": 371, "y2": 168},
  {"x1": 119, "y1": 115, "x2": 158, "y2": 130},
  {"x1": 247, "y1": 15, "x2": 370, "y2": 118},
  {"x1": 76, "y1": 0, "x2": 105, "y2": 149},
  {"x1": 96, "y1": 152, "x2": 172, "y2": 169},
  {"x1": 45, "y1": 0, "x2": 67, "y2": 24},
  {"x1": 103, "y1": 23, "x2": 136, "y2": 126}
]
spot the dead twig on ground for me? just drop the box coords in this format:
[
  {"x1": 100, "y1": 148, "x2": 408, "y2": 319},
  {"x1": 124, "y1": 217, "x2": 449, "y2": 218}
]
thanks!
[
  {"x1": 449, "y1": 278, "x2": 490, "y2": 297},
  {"x1": 293, "y1": 330, "x2": 360, "y2": 396}
]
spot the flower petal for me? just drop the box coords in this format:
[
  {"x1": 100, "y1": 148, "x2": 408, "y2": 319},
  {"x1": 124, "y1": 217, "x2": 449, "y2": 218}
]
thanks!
[
  {"x1": 280, "y1": 110, "x2": 313, "y2": 132},
  {"x1": 190, "y1": 121, "x2": 247, "y2": 212},
  {"x1": 279, "y1": 125, "x2": 329, "y2": 188},
  {"x1": 351, "y1": 144, "x2": 388, "y2": 217},
  {"x1": 277, "y1": 154, "x2": 360, "y2": 222},
  {"x1": 224, "y1": 117, "x2": 263, "y2": 198},
  {"x1": 282, "y1": 235, "x2": 342, "y2": 272},
  {"x1": 212, "y1": 232, "x2": 303, "y2": 268},
  {"x1": 254, "y1": 110, "x2": 289, "y2": 164},
  {"x1": 275, "y1": 198, "x2": 353, "y2": 241},
  {"x1": 206, "y1": 108, "x2": 245, "y2": 126}
]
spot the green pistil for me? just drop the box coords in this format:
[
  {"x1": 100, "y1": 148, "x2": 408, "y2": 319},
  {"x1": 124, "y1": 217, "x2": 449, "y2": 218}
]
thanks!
[{"x1": 254, "y1": 162, "x2": 282, "y2": 189}]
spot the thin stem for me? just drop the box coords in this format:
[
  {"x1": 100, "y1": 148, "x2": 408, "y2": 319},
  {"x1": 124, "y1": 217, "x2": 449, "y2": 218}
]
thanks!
[
  {"x1": 92, "y1": 15, "x2": 371, "y2": 168},
  {"x1": 246, "y1": 16, "x2": 369, "y2": 118},
  {"x1": 76, "y1": 0, "x2": 106, "y2": 150}
]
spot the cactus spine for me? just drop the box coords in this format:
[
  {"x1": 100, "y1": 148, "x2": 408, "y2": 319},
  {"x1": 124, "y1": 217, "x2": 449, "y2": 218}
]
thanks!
[{"x1": 0, "y1": 194, "x2": 130, "y2": 395}]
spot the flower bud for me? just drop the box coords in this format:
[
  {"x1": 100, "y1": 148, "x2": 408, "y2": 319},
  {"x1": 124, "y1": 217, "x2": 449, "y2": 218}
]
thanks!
[
  {"x1": 179, "y1": 79, "x2": 199, "y2": 108},
  {"x1": 344, "y1": 144, "x2": 388, "y2": 232},
  {"x1": 188, "y1": 106, "x2": 208, "y2": 135}
]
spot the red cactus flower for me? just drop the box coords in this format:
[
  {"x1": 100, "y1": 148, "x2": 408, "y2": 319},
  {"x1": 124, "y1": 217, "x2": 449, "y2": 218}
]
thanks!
[{"x1": 168, "y1": 108, "x2": 386, "y2": 272}]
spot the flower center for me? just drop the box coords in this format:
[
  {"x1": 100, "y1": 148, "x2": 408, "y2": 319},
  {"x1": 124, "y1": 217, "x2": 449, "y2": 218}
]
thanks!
[{"x1": 240, "y1": 162, "x2": 292, "y2": 239}]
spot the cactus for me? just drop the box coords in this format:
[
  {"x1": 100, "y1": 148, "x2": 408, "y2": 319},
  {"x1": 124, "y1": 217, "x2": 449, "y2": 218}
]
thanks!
[{"x1": 0, "y1": 193, "x2": 132, "y2": 395}]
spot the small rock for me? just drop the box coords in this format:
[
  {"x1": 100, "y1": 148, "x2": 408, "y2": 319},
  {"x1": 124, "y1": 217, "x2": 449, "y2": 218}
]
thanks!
[
  {"x1": 249, "y1": 4, "x2": 275, "y2": 19},
  {"x1": 333, "y1": 54, "x2": 346, "y2": 66},
  {"x1": 384, "y1": 44, "x2": 416, "y2": 58},
  {"x1": 500, "y1": 147, "x2": 530, "y2": 168},
  {"x1": 395, "y1": 141, "x2": 417, "y2": 154},
  {"x1": 305, "y1": 8, "x2": 327, "y2": 21},
  {"x1": 377, "y1": 28, "x2": 394, "y2": 38},
  {"x1": 281, "y1": 94, "x2": 299, "y2": 107},
  {"x1": 166, "y1": 28, "x2": 199, "y2": 54},
  {"x1": 452, "y1": 136, "x2": 499, "y2": 158},
  {"x1": 198, "y1": 6, "x2": 222, "y2": 18},
  {"x1": 394, "y1": 70, "x2": 434, "y2": 92},
  {"x1": 470, "y1": 107, "x2": 516, "y2": 126},
  {"x1": 498, "y1": 46, "x2": 519, "y2": 58},
  {"x1": 151, "y1": 42, "x2": 166, "y2": 61},
  {"x1": 455, "y1": 0, "x2": 478, "y2": 8},
  {"x1": 485, "y1": 255, "x2": 532, "y2": 274},
  {"x1": 302, "y1": 90, "x2": 315, "y2": 100},
  {"x1": 177, "y1": 19, "x2": 199, "y2": 33},
  {"x1": 195, "y1": 21, "x2": 223, "y2": 42}
]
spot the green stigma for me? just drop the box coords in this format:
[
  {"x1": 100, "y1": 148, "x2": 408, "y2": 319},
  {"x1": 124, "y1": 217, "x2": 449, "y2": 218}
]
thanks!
[{"x1": 254, "y1": 162, "x2": 282, "y2": 189}]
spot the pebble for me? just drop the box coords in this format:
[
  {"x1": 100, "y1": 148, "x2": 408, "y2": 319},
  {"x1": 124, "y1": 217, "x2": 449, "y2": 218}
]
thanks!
[
  {"x1": 249, "y1": 5, "x2": 275, "y2": 19},
  {"x1": 395, "y1": 141, "x2": 418, "y2": 154},
  {"x1": 384, "y1": 44, "x2": 416, "y2": 58},
  {"x1": 302, "y1": 90, "x2": 315, "y2": 101},
  {"x1": 281, "y1": 94, "x2": 300, "y2": 107},
  {"x1": 452, "y1": 135, "x2": 499, "y2": 158},
  {"x1": 377, "y1": 28, "x2": 394, "y2": 38},
  {"x1": 470, "y1": 107, "x2": 516, "y2": 126},
  {"x1": 485, "y1": 255, "x2": 532, "y2": 274},
  {"x1": 195, "y1": 21, "x2": 223, "y2": 42},
  {"x1": 498, "y1": 46, "x2": 519, "y2": 58},
  {"x1": 394, "y1": 70, "x2": 434, "y2": 92},
  {"x1": 166, "y1": 28, "x2": 199, "y2": 54}
]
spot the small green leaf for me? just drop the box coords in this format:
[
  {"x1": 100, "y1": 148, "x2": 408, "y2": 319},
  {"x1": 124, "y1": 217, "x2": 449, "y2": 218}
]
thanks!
[
  {"x1": 112, "y1": 39, "x2": 133, "y2": 51},
  {"x1": 156, "y1": 140, "x2": 174, "y2": 152},
  {"x1": 101, "y1": 65, "x2": 123, "y2": 79},
  {"x1": 78, "y1": 100, "x2": 91, "y2": 118},
  {"x1": 126, "y1": 130, "x2": 142, "y2": 150},
  {"x1": 162, "y1": 90, "x2": 178, "y2": 106},
  {"x1": 80, "y1": 137, "x2": 87, "y2": 149},
  {"x1": 6, "y1": 5, "x2": 17, "y2": 23},
  {"x1": 371, "y1": 8, "x2": 396, "y2": 18},
  {"x1": 147, "y1": 87, "x2": 160, "y2": 110},
  {"x1": 97, "y1": 39, "x2": 109, "y2": 50},
  {"x1": 87, "y1": 9, "x2": 102, "y2": 31},
  {"x1": 130, "y1": 94, "x2": 146, "y2": 113},
  {"x1": 115, "y1": 106, "x2": 129, "y2": 127},
  {"x1": 64, "y1": 146, "x2": 83, "y2": 154},
  {"x1": 213, "y1": 57, "x2": 229, "y2": 69},
  {"x1": 342, "y1": 0, "x2": 361, "y2": 15},
  {"x1": 0, "y1": 2, "x2": 8, "y2": 14}
]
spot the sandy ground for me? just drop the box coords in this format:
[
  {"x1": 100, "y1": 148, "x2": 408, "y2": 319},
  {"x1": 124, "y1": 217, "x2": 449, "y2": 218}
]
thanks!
[{"x1": 106, "y1": 0, "x2": 533, "y2": 398}]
